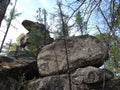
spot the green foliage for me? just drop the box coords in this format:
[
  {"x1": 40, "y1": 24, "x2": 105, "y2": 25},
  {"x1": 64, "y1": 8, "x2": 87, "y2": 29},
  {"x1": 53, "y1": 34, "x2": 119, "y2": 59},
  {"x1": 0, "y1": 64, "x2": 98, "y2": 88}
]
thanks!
[
  {"x1": 5, "y1": 9, "x2": 21, "y2": 23},
  {"x1": 27, "y1": 27, "x2": 49, "y2": 58},
  {"x1": 0, "y1": 0, "x2": 21, "y2": 54},
  {"x1": 99, "y1": 1, "x2": 120, "y2": 75},
  {"x1": 35, "y1": 8, "x2": 47, "y2": 25},
  {"x1": 2, "y1": 42, "x2": 17, "y2": 56},
  {"x1": 109, "y1": 1, "x2": 120, "y2": 27},
  {"x1": 8, "y1": 43, "x2": 17, "y2": 52},
  {"x1": 95, "y1": 33, "x2": 109, "y2": 42},
  {"x1": 4, "y1": 33, "x2": 25, "y2": 55},
  {"x1": 75, "y1": 11, "x2": 87, "y2": 35},
  {"x1": 75, "y1": 11, "x2": 83, "y2": 25},
  {"x1": 96, "y1": 33, "x2": 120, "y2": 75},
  {"x1": 27, "y1": 28, "x2": 41, "y2": 57},
  {"x1": 95, "y1": 33, "x2": 105, "y2": 40},
  {"x1": 110, "y1": 45, "x2": 120, "y2": 64},
  {"x1": 16, "y1": 33, "x2": 25, "y2": 43},
  {"x1": 35, "y1": 8, "x2": 43, "y2": 23}
]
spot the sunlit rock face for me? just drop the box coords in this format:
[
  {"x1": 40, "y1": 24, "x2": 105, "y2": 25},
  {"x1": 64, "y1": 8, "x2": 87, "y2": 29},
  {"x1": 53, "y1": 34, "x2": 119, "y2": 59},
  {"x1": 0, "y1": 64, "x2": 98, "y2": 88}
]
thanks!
[{"x1": 37, "y1": 35, "x2": 109, "y2": 76}]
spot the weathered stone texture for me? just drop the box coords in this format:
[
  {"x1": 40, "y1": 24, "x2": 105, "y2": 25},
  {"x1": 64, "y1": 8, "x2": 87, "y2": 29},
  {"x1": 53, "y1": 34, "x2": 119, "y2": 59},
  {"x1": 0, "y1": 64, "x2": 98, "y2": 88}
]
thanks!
[{"x1": 37, "y1": 35, "x2": 108, "y2": 76}]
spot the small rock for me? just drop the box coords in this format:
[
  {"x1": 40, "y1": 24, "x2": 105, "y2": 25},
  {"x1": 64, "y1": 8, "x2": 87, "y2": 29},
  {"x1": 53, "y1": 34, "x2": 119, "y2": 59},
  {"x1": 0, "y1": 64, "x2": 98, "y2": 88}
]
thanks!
[
  {"x1": 0, "y1": 55, "x2": 15, "y2": 63},
  {"x1": 2, "y1": 66, "x2": 10, "y2": 69}
]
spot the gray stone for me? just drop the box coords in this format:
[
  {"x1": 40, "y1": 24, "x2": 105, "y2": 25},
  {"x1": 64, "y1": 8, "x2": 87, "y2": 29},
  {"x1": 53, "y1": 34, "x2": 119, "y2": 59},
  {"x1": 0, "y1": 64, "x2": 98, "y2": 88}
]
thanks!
[
  {"x1": 0, "y1": 55, "x2": 15, "y2": 63},
  {"x1": 27, "y1": 73, "x2": 118, "y2": 90},
  {"x1": 1, "y1": 61, "x2": 39, "y2": 80},
  {"x1": 19, "y1": 33, "x2": 31, "y2": 49},
  {"x1": 27, "y1": 75, "x2": 87, "y2": 90},
  {"x1": 37, "y1": 35, "x2": 109, "y2": 76},
  {"x1": 0, "y1": 77, "x2": 21, "y2": 90},
  {"x1": 105, "y1": 78, "x2": 120, "y2": 90},
  {"x1": 72, "y1": 66, "x2": 114, "y2": 84},
  {"x1": 8, "y1": 50, "x2": 35, "y2": 61}
]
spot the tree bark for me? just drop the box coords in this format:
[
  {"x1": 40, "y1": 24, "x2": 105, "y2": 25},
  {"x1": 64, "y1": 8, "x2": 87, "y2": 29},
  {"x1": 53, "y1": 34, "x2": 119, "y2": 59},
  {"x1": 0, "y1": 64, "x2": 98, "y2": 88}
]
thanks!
[{"x1": 0, "y1": 0, "x2": 10, "y2": 27}]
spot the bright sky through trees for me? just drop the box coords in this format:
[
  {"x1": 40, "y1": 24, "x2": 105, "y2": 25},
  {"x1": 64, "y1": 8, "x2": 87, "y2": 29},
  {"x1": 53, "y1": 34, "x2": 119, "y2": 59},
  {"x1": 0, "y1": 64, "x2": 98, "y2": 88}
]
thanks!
[
  {"x1": 0, "y1": 0, "x2": 55, "y2": 44},
  {"x1": 0, "y1": 0, "x2": 109, "y2": 46}
]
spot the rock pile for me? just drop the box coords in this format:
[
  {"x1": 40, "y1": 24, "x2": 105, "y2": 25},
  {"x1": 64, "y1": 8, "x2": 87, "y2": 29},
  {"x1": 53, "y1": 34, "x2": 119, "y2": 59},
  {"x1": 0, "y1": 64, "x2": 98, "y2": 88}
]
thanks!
[
  {"x1": 0, "y1": 35, "x2": 120, "y2": 90},
  {"x1": 27, "y1": 35, "x2": 120, "y2": 90}
]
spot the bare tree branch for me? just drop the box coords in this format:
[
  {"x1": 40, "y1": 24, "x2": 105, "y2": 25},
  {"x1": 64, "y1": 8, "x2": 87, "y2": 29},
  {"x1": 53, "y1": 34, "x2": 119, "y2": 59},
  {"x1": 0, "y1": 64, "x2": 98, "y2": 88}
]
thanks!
[{"x1": 67, "y1": 0, "x2": 86, "y2": 24}]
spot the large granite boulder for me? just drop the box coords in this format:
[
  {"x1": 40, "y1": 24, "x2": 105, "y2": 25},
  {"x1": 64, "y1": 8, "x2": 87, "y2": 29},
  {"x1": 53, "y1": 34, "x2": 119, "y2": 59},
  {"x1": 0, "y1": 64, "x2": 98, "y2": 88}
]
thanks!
[{"x1": 37, "y1": 35, "x2": 109, "y2": 76}]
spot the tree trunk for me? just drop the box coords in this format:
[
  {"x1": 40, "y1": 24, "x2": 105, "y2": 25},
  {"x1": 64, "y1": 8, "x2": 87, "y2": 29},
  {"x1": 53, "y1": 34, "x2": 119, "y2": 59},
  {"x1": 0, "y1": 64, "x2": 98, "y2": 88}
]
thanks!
[
  {"x1": 0, "y1": 0, "x2": 17, "y2": 53},
  {"x1": 0, "y1": 0, "x2": 10, "y2": 27}
]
